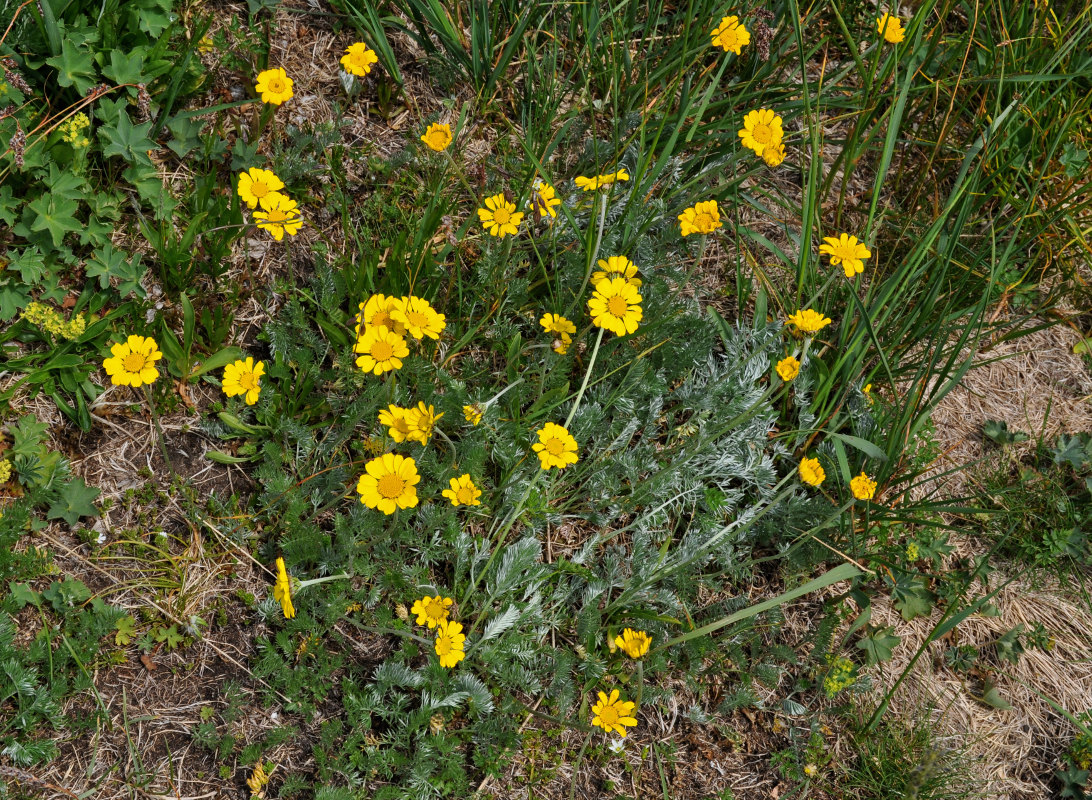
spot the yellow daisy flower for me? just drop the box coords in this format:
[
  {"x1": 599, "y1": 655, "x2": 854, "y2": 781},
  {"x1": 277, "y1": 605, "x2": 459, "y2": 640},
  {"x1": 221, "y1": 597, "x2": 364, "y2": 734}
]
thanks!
[
  {"x1": 441, "y1": 474, "x2": 482, "y2": 507},
  {"x1": 354, "y1": 327, "x2": 409, "y2": 375},
  {"x1": 574, "y1": 169, "x2": 630, "y2": 191},
  {"x1": 678, "y1": 200, "x2": 722, "y2": 236},
  {"x1": 463, "y1": 404, "x2": 483, "y2": 425},
  {"x1": 819, "y1": 233, "x2": 872, "y2": 278},
  {"x1": 255, "y1": 67, "x2": 294, "y2": 105},
  {"x1": 776, "y1": 356, "x2": 800, "y2": 382},
  {"x1": 762, "y1": 141, "x2": 787, "y2": 167},
  {"x1": 356, "y1": 453, "x2": 420, "y2": 514},
  {"x1": 253, "y1": 192, "x2": 303, "y2": 240},
  {"x1": 552, "y1": 333, "x2": 573, "y2": 354},
  {"x1": 272, "y1": 557, "x2": 295, "y2": 619},
  {"x1": 478, "y1": 193, "x2": 523, "y2": 238},
  {"x1": 379, "y1": 404, "x2": 413, "y2": 442},
  {"x1": 877, "y1": 13, "x2": 905, "y2": 44},
  {"x1": 532, "y1": 422, "x2": 579, "y2": 470},
  {"x1": 589, "y1": 277, "x2": 643, "y2": 336},
  {"x1": 355, "y1": 294, "x2": 407, "y2": 336},
  {"x1": 391, "y1": 296, "x2": 446, "y2": 340},
  {"x1": 530, "y1": 178, "x2": 562, "y2": 218},
  {"x1": 850, "y1": 472, "x2": 877, "y2": 501},
  {"x1": 405, "y1": 402, "x2": 443, "y2": 445},
  {"x1": 237, "y1": 167, "x2": 285, "y2": 210},
  {"x1": 798, "y1": 456, "x2": 825, "y2": 487},
  {"x1": 435, "y1": 620, "x2": 466, "y2": 668},
  {"x1": 591, "y1": 689, "x2": 638, "y2": 737},
  {"x1": 591, "y1": 256, "x2": 642, "y2": 287},
  {"x1": 711, "y1": 15, "x2": 751, "y2": 54},
  {"x1": 341, "y1": 42, "x2": 378, "y2": 77},
  {"x1": 411, "y1": 594, "x2": 453, "y2": 628},
  {"x1": 786, "y1": 309, "x2": 833, "y2": 335},
  {"x1": 738, "y1": 109, "x2": 784, "y2": 156},
  {"x1": 614, "y1": 628, "x2": 652, "y2": 659},
  {"x1": 222, "y1": 357, "x2": 265, "y2": 405},
  {"x1": 540, "y1": 313, "x2": 577, "y2": 337},
  {"x1": 421, "y1": 122, "x2": 453, "y2": 152},
  {"x1": 102, "y1": 334, "x2": 162, "y2": 388}
]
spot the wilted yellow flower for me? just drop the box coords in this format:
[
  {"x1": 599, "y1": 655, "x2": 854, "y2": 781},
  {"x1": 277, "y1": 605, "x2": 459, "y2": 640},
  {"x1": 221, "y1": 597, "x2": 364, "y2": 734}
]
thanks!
[
  {"x1": 103, "y1": 335, "x2": 162, "y2": 388},
  {"x1": 776, "y1": 356, "x2": 800, "y2": 382},
  {"x1": 255, "y1": 67, "x2": 294, "y2": 105},
  {"x1": 591, "y1": 689, "x2": 638, "y2": 737},
  {"x1": 478, "y1": 193, "x2": 523, "y2": 238},
  {"x1": 614, "y1": 628, "x2": 652, "y2": 659},
  {"x1": 341, "y1": 42, "x2": 378, "y2": 76},
  {"x1": 850, "y1": 472, "x2": 877, "y2": 501},
  {"x1": 237, "y1": 167, "x2": 285, "y2": 210},
  {"x1": 354, "y1": 327, "x2": 409, "y2": 375},
  {"x1": 574, "y1": 169, "x2": 630, "y2": 191},
  {"x1": 246, "y1": 763, "x2": 272, "y2": 793},
  {"x1": 786, "y1": 309, "x2": 832, "y2": 335},
  {"x1": 442, "y1": 473, "x2": 482, "y2": 507},
  {"x1": 711, "y1": 15, "x2": 750, "y2": 54},
  {"x1": 421, "y1": 122, "x2": 453, "y2": 152},
  {"x1": 678, "y1": 200, "x2": 722, "y2": 236},
  {"x1": 253, "y1": 192, "x2": 303, "y2": 240},
  {"x1": 738, "y1": 109, "x2": 784, "y2": 156},
  {"x1": 391, "y1": 296, "x2": 446, "y2": 340},
  {"x1": 552, "y1": 333, "x2": 573, "y2": 354},
  {"x1": 762, "y1": 141, "x2": 786, "y2": 167},
  {"x1": 411, "y1": 594, "x2": 453, "y2": 628},
  {"x1": 356, "y1": 453, "x2": 420, "y2": 514},
  {"x1": 222, "y1": 357, "x2": 264, "y2": 405},
  {"x1": 819, "y1": 233, "x2": 872, "y2": 278},
  {"x1": 530, "y1": 178, "x2": 562, "y2": 218},
  {"x1": 435, "y1": 620, "x2": 466, "y2": 667},
  {"x1": 798, "y1": 456, "x2": 825, "y2": 487},
  {"x1": 532, "y1": 422, "x2": 579, "y2": 470},
  {"x1": 589, "y1": 277, "x2": 642, "y2": 336},
  {"x1": 273, "y1": 557, "x2": 295, "y2": 619},
  {"x1": 463, "y1": 404, "x2": 483, "y2": 425},
  {"x1": 877, "y1": 13, "x2": 905, "y2": 43},
  {"x1": 591, "y1": 256, "x2": 642, "y2": 287}
]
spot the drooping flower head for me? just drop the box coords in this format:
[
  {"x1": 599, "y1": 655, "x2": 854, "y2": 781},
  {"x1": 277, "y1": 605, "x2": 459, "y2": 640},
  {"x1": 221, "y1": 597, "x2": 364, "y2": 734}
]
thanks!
[
  {"x1": 237, "y1": 168, "x2": 285, "y2": 210},
  {"x1": 877, "y1": 13, "x2": 905, "y2": 43},
  {"x1": 540, "y1": 313, "x2": 577, "y2": 337},
  {"x1": 411, "y1": 594, "x2": 453, "y2": 628},
  {"x1": 463, "y1": 404, "x2": 484, "y2": 425},
  {"x1": 391, "y1": 296, "x2": 446, "y2": 340},
  {"x1": 819, "y1": 233, "x2": 872, "y2": 278},
  {"x1": 850, "y1": 472, "x2": 878, "y2": 501},
  {"x1": 273, "y1": 557, "x2": 295, "y2": 619},
  {"x1": 592, "y1": 256, "x2": 642, "y2": 287},
  {"x1": 776, "y1": 356, "x2": 800, "y2": 382},
  {"x1": 421, "y1": 122, "x2": 453, "y2": 152},
  {"x1": 103, "y1": 335, "x2": 162, "y2": 388},
  {"x1": 354, "y1": 327, "x2": 409, "y2": 375},
  {"x1": 530, "y1": 178, "x2": 562, "y2": 219},
  {"x1": 356, "y1": 453, "x2": 420, "y2": 514},
  {"x1": 798, "y1": 456, "x2": 825, "y2": 487},
  {"x1": 442, "y1": 474, "x2": 482, "y2": 507},
  {"x1": 356, "y1": 294, "x2": 407, "y2": 336},
  {"x1": 614, "y1": 628, "x2": 652, "y2": 659},
  {"x1": 678, "y1": 200, "x2": 723, "y2": 237},
  {"x1": 762, "y1": 141, "x2": 787, "y2": 167},
  {"x1": 591, "y1": 689, "x2": 638, "y2": 737},
  {"x1": 255, "y1": 68, "x2": 294, "y2": 105},
  {"x1": 532, "y1": 422, "x2": 579, "y2": 470},
  {"x1": 222, "y1": 357, "x2": 265, "y2": 405},
  {"x1": 738, "y1": 109, "x2": 784, "y2": 156},
  {"x1": 711, "y1": 15, "x2": 751, "y2": 54},
  {"x1": 435, "y1": 619, "x2": 466, "y2": 667},
  {"x1": 253, "y1": 192, "x2": 303, "y2": 240},
  {"x1": 341, "y1": 42, "x2": 379, "y2": 77},
  {"x1": 786, "y1": 309, "x2": 833, "y2": 335},
  {"x1": 406, "y1": 402, "x2": 443, "y2": 445},
  {"x1": 379, "y1": 405, "x2": 413, "y2": 442},
  {"x1": 478, "y1": 193, "x2": 523, "y2": 238},
  {"x1": 589, "y1": 277, "x2": 643, "y2": 336},
  {"x1": 574, "y1": 169, "x2": 630, "y2": 191}
]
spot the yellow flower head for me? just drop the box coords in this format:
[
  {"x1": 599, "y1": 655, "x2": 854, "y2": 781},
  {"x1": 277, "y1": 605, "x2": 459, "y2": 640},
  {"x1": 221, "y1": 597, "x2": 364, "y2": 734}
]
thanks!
[
  {"x1": 356, "y1": 453, "x2": 420, "y2": 514},
  {"x1": 463, "y1": 404, "x2": 484, "y2": 425},
  {"x1": 103, "y1": 335, "x2": 162, "y2": 388},
  {"x1": 711, "y1": 15, "x2": 751, "y2": 54},
  {"x1": 877, "y1": 13, "x2": 905, "y2": 44},
  {"x1": 356, "y1": 293, "x2": 407, "y2": 336},
  {"x1": 614, "y1": 628, "x2": 652, "y2": 659},
  {"x1": 435, "y1": 619, "x2": 466, "y2": 668},
  {"x1": 237, "y1": 167, "x2": 286, "y2": 211},
  {"x1": 850, "y1": 472, "x2": 877, "y2": 501},
  {"x1": 421, "y1": 122, "x2": 453, "y2": 152},
  {"x1": 819, "y1": 233, "x2": 872, "y2": 278},
  {"x1": 379, "y1": 404, "x2": 413, "y2": 442},
  {"x1": 574, "y1": 169, "x2": 630, "y2": 191},
  {"x1": 0, "y1": 459, "x2": 11, "y2": 485},
  {"x1": 391, "y1": 296, "x2": 446, "y2": 340},
  {"x1": 255, "y1": 67, "x2": 294, "y2": 105},
  {"x1": 478, "y1": 193, "x2": 523, "y2": 238},
  {"x1": 197, "y1": 36, "x2": 215, "y2": 54},
  {"x1": 863, "y1": 383, "x2": 874, "y2": 403},
  {"x1": 341, "y1": 42, "x2": 379, "y2": 77},
  {"x1": 589, "y1": 277, "x2": 643, "y2": 337},
  {"x1": 273, "y1": 557, "x2": 295, "y2": 619},
  {"x1": 591, "y1": 689, "x2": 638, "y2": 737},
  {"x1": 406, "y1": 402, "x2": 443, "y2": 445},
  {"x1": 442, "y1": 473, "x2": 482, "y2": 507},
  {"x1": 530, "y1": 178, "x2": 562, "y2": 219},
  {"x1": 354, "y1": 326, "x2": 409, "y2": 375},
  {"x1": 222, "y1": 357, "x2": 265, "y2": 405},
  {"x1": 253, "y1": 192, "x2": 303, "y2": 240},
  {"x1": 678, "y1": 200, "x2": 723, "y2": 237},
  {"x1": 540, "y1": 313, "x2": 577, "y2": 337},
  {"x1": 798, "y1": 456, "x2": 825, "y2": 487},
  {"x1": 762, "y1": 141, "x2": 787, "y2": 167},
  {"x1": 411, "y1": 594, "x2": 453, "y2": 628},
  {"x1": 776, "y1": 356, "x2": 800, "y2": 382},
  {"x1": 552, "y1": 333, "x2": 573, "y2": 355},
  {"x1": 738, "y1": 109, "x2": 784, "y2": 156},
  {"x1": 592, "y1": 256, "x2": 642, "y2": 287},
  {"x1": 246, "y1": 763, "x2": 271, "y2": 793},
  {"x1": 786, "y1": 308, "x2": 833, "y2": 335},
  {"x1": 532, "y1": 422, "x2": 579, "y2": 470}
]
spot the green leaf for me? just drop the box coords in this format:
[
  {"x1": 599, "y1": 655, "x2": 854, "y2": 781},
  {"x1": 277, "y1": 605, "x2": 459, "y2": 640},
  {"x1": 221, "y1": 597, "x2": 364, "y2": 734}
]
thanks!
[
  {"x1": 9, "y1": 582, "x2": 42, "y2": 609},
  {"x1": 42, "y1": 578, "x2": 92, "y2": 611},
  {"x1": 891, "y1": 575, "x2": 934, "y2": 622},
  {"x1": 44, "y1": 164, "x2": 87, "y2": 201},
  {"x1": 114, "y1": 616, "x2": 137, "y2": 646},
  {"x1": 206, "y1": 450, "x2": 253, "y2": 464},
  {"x1": 45, "y1": 39, "x2": 98, "y2": 94},
  {"x1": 1053, "y1": 434, "x2": 1091, "y2": 470},
  {"x1": 188, "y1": 346, "x2": 243, "y2": 380},
  {"x1": 26, "y1": 194, "x2": 82, "y2": 248},
  {"x1": 102, "y1": 49, "x2": 146, "y2": 85},
  {"x1": 827, "y1": 432, "x2": 888, "y2": 463},
  {"x1": 8, "y1": 248, "x2": 47, "y2": 285},
  {"x1": 98, "y1": 112, "x2": 156, "y2": 166},
  {"x1": 47, "y1": 477, "x2": 101, "y2": 526},
  {"x1": 978, "y1": 681, "x2": 1013, "y2": 711},
  {"x1": 856, "y1": 625, "x2": 901, "y2": 665},
  {"x1": 85, "y1": 244, "x2": 145, "y2": 298},
  {"x1": 983, "y1": 419, "x2": 1029, "y2": 446}
]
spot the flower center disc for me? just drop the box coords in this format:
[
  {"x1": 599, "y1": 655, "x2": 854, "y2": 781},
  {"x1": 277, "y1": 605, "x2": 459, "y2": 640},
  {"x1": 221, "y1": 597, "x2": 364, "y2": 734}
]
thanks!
[
  {"x1": 425, "y1": 599, "x2": 446, "y2": 619},
  {"x1": 598, "y1": 705, "x2": 620, "y2": 726},
  {"x1": 436, "y1": 636, "x2": 452, "y2": 654},
  {"x1": 239, "y1": 373, "x2": 258, "y2": 391},
  {"x1": 607, "y1": 296, "x2": 629, "y2": 317},
  {"x1": 377, "y1": 473, "x2": 406, "y2": 499},
  {"x1": 752, "y1": 124, "x2": 772, "y2": 144},
  {"x1": 123, "y1": 353, "x2": 146, "y2": 372},
  {"x1": 406, "y1": 311, "x2": 428, "y2": 329},
  {"x1": 457, "y1": 487, "x2": 475, "y2": 504},
  {"x1": 373, "y1": 311, "x2": 393, "y2": 329},
  {"x1": 268, "y1": 78, "x2": 284, "y2": 92},
  {"x1": 371, "y1": 340, "x2": 394, "y2": 361},
  {"x1": 695, "y1": 213, "x2": 713, "y2": 229},
  {"x1": 492, "y1": 208, "x2": 511, "y2": 224},
  {"x1": 252, "y1": 182, "x2": 269, "y2": 197},
  {"x1": 545, "y1": 438, "x2": 565, "y2": 456}
]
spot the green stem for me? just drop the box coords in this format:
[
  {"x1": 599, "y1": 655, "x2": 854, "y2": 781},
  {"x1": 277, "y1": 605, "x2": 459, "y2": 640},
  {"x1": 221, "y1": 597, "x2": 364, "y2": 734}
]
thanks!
[
  {"x1": 571, "y1": 192, "x2": 610, "y2": 314},
  {"x1": 143, "y1": 385, "x2": 175, "y2": 478},
  {"x1": 564, "y1": 327, "x2": 605, "y2": 429}
]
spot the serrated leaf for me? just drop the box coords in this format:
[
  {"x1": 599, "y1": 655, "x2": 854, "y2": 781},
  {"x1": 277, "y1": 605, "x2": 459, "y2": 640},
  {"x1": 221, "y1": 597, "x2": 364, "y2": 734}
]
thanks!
[
  {"x1": 891, "y1": 575, "x2": 934, "y2": 622},
  {"x1": 98, "y1": 112, "x2": 156, "y2": 166},
  {"x1": 978, "y1": 681, "x2": 1012, "y2": 710},
  {"x1": 45, "y1": 39, "x2": 98, "y2": 94},
  {"x1": 479, "y1": 605, "x2": 520, "y2": 644},
  {"x1": 47, "y1": 477, "x2": 101, "y2": 526},
  {"x1": 26, "y1": 194, "x2": 82, "y2": 248},
  {"x1": 9, "y1": 582, "x2": 41, "y2": 609},
  {"x1": 856, "y1": 626, "x2": 900, "y2": 665},
  {"x1": 102, "y1": 49, "x2": 146, "y2": 85},
  {"x1": 114, "y1": 616, "x2": 137, "y2": 646}
]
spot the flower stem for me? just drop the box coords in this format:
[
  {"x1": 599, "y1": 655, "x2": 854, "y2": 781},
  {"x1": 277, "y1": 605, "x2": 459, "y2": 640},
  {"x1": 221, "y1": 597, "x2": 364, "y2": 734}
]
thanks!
[
  {"x1": 564, "y1": 327, "x2": 605, "y2": 429},
  {"x1": 571, "y1": 192, "x2": 609, "y2": 314},
  {"x1": 143, "y1": 385, "x2": 175, "y2": 478}
]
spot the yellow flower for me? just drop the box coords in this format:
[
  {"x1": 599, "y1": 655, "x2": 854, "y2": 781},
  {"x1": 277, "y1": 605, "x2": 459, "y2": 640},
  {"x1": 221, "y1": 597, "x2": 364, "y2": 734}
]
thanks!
[
  {"x1": 877, "y1": 13, "x2": 905, "y2": 44},
  {"x1": 711, "y1": 15, "x2": 750, "y2": 54},
  {"x1": 222, "y1": 357, "x2": 265, "y2": 405},
  {"x1": 574, "y1": 169, "x2": 630, "y2": 191},
  {"x1": 197, "y1": 36, "x2": 214, "y2": 54},
  {"x1": 532, "y1": 422, "x2": 579, "y2": 470},
  {"x1": 379, "y1": 404, "x2": 413, "y2": 442},
  {"x1": 421, "y1": 122, "x2": 453, "y2": 152},
  {"x1": 863, "y1": 383, "x2": 873, "y2": 403},
  {"x1": 819, "y1": 233, "x2": 872, "y2": 278},
  {"x1": 804, "y1": 764, "x2": 818, "y2": 777},
  {"x1": 356, "y1": 453, "x2": 420, "y2": 514},
  {"x1": 678, "y1": 200, "x2": 722, "y2": 237},
  {"x1": 255, "y1": 67, "x2": 294, "y2": 105},
  {"x1": 411, "y1": 594, "x2": 453, "y2": 628},
  {"x1": 614, "y1": 628, "x2": 651, "y2": 659},
  {"x1": 478, "y1": 193, "x2": 523, "y2": 238},
  {"x1": 762, "y1": 141, "x2": 786, "y2": 167},
  {"x1": 391, "y1": 296, "x2": 446, "y2": 340},
  {"x1": 530, "y1": 179, "x2": 561, "y2": 218},
  {"x1": 798, "y1": 456, "x2": 825, "y2": 487},
  {"x1": 589, "y1": 277, "x2": 643, "y2": 336},
  {"x1": 405, "y1": 402, "x2": 443, "y2": 445},
  {"x1": 591, "y1": 689, "x2": 638, "y2": 737},
  {"x1": 540, "y1": 313, "x2": 577, "y2": 337},
  {"x1": 552, "y1": 333, "x2": 573, "y2": 354},
  {"x1": 776, "y1": 356, "x2": 800, "y2": 382},
  {"x1": 463, "y1": 404, "x2": 483, "y2": 425},
  {"x1": 442, "y1": 473, "x2": 482, "y2": 507},
  {"x1": 354, "y1": 327, "x2": 409, "y2": 375},
  {"x1": 591, "y1": 256, "x2": 642, "y2": 288},
  {"x1": 273, "y1": 557, "x2": 295, "y2": 619},
  {"x1": 253, "y1": 192, "x2": 303, "y2": 240},
  {"x1": 738, "y1": 109, "x2": 784, "y2": 156},
  {"x1": 786, "y1": 308, "x2": 832, "y2": 335},
  {"x1": 237, "y1": 167, "x2": 285, "y2": 210},
  {"x1": 850, "y1": 472, "x2": 877, "y2": 501},
  {"x1": 0, "y1": 459, "x2": 12, "y2": 485},
  {"x1": 341, "y1": 42, "x2": 379, "y2": 76},
  {"x1": 435, "y1": 620, "x2": 466, "y2": 667},
  {"x1": 102, "y1": 335, "x2": 162, "y2": 388},
  {"x1": 355, "y1": 294, "x2": 407, "y2": 336}
]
